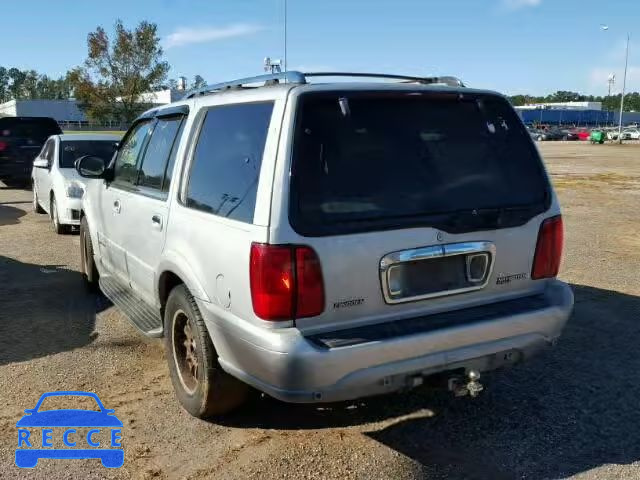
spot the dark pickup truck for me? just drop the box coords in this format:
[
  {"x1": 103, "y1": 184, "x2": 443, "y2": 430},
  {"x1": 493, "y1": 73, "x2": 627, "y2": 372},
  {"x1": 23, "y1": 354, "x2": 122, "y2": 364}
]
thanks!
[{"x1": 0, "y1": 117, "x2": 62, "y2": 185}]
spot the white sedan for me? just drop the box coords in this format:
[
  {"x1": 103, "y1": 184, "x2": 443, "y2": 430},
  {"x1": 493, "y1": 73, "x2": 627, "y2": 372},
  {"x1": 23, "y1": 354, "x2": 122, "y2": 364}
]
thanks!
[{"x1": 32, "y1": 134, "x2": 121, "y2": 233}]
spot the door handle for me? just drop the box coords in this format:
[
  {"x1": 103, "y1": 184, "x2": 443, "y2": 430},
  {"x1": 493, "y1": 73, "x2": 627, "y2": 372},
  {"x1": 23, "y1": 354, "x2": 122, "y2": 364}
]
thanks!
[
  {"x1": 113, "y1": 200, "x2": 121, "y2": 214},
  {"x1": 151, "y1": 214, "x2": 163, "y2": 230}
]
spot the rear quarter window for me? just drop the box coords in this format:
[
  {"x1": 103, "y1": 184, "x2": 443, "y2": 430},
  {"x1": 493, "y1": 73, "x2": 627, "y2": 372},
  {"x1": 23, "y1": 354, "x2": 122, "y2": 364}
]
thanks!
[{"x1": 185, "y1": 102, "x2": 274, "y2": 224}]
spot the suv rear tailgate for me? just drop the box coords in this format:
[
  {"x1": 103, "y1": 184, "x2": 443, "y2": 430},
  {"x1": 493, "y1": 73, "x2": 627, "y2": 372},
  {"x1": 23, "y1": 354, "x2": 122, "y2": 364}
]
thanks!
[{"x1": 271, "y1": 87, "x2": 558, "y2": 333}]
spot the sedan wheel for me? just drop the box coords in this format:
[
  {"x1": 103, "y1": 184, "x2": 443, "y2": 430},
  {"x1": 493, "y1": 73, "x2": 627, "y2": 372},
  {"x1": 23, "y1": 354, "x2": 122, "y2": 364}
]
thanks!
[
  {"x1": 32, "y1": 184, "x2": 45, "y2": 213},
  {"x1": 50, "y1": 197, "x2": 66, "y2": 234}
]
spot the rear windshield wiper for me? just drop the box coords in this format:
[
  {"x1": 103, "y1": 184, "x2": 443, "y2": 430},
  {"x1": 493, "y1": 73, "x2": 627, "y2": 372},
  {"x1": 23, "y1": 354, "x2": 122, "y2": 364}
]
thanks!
[{"x1": 436, "y1": 205, "x2": 544, "y2": 232}]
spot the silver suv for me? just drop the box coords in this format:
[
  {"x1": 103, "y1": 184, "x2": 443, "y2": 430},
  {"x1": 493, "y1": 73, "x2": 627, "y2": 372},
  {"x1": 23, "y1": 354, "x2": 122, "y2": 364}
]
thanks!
[{"x1": 76, "y1": 72, "x2": 574, "y2": 418}]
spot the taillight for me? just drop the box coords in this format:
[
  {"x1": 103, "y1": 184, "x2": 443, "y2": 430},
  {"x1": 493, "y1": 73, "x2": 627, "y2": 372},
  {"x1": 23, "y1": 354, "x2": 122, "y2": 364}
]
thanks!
[
  {"x1": 250, "y1": 243, "x2": 325, "y2": 321},
  {"x1": 0, "y1": 141, "x2": 7, "y2": 152},
  {"x1": 531, "y1": 216, "x2": 563, "y2": 280}
]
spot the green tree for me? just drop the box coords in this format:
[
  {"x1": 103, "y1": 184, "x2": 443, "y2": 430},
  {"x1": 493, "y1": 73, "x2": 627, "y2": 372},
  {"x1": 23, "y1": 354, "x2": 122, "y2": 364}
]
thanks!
[
  {"x1": 22, "y1": 70, "x2": 39, "y2": 99},
  {"x1": 0, "y1": 67, "x2": 9, "y2": 103},
  {"x1": 192, "y1": 74, "x2": 206, "y2": 89},
  {"x1": 8, "y1": 68, "x2": 26, "y2": 100},
  {"x1": 69, "y1": 19, "x2": 170, "y2": 123}
]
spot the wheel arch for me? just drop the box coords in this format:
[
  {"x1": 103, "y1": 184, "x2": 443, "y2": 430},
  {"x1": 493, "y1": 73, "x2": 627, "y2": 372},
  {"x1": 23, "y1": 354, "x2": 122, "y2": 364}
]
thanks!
[{"x1": 156, "y1": 257, "x2": 211, "y2": 315}]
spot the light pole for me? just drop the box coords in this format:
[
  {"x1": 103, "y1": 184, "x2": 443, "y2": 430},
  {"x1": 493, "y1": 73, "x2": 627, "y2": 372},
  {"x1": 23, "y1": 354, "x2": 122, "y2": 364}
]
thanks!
[
  {"x1": 607, "y1": 73, "x2": 615, "y2": 97},
  {"x1": 602, "y1": 25, "x2": 631, "y2": 142},
  {"x1": 618, "y1": 33, "x2": 630, "y2": 143}
]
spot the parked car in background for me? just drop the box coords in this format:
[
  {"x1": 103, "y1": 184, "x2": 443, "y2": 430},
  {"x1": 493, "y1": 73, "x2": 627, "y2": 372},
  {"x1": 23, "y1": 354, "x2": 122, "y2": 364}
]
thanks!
[
  {"x1": 576, "y1": 129, "x2": 591, "y2": 141},
  {"x1": 589, "y1": 130, "x2": 605, "y2": 144},
  {"x1": 75, "y1": 71, "x2": 573, "y2": 418},
  {"x1": 525, "y1": 126, "x2": 539, "y2": 141},
  {"x1": 534, "y1": 128, "x2": 564, "y2": 141},
  {"x1": 0, "y1": 117, "x2": 62, "y2": 185},
  {"x1": 621, "y1": 128, "x2": 640, "y2": 140},
  {"x1": 561, "y1": 129, "x2": 580, "y2": 141},
  {"x1": 32, "y1": 134, "x2": 120, "y2": 233}
]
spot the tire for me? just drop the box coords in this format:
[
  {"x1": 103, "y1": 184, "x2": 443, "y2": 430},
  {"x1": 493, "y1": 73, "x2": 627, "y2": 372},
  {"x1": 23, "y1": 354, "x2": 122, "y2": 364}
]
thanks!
[
  {"x1": 50, "y1": 196, "x2": 67, "y2": 234},
  {"x1": 80, "y1": 216, "x2": 99, "y2": 292},
  {"x1": 32, "y1": 183, "x2": 45, "y2": 213},
  {"x1": 164, "y1": 284, "x2": 249, "y2": 418}
]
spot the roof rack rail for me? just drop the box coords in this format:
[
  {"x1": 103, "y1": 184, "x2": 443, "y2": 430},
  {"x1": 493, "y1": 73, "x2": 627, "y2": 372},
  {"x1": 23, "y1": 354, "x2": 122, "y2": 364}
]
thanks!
[
  {"x1": 304, "y1": 72, "x2": 465, "y2": 87},
  {"x1": 182, "y1": 71, "x2": 465, "y2": 99},
  {"x1": 183, "y1": 71, "x2": 307, "y2": 98}
]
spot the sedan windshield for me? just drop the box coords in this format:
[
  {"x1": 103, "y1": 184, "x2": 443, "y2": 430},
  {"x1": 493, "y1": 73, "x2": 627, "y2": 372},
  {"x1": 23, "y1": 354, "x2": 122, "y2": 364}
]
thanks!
[{"x1": 60, "y1": 140, "x2": 118, "y2": 168}]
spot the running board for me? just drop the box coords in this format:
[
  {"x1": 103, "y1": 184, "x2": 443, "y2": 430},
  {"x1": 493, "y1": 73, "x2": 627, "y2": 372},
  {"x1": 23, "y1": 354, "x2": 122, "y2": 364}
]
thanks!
[{"x1": 99, "y1": 275, "x2": 163, "y2": 337}]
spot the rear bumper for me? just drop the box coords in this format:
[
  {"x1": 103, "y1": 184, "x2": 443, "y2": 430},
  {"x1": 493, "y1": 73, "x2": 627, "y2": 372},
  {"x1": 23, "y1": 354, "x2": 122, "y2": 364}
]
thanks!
[{"x1": 200, "y1": 280, "x2": 574, "y2": 403}]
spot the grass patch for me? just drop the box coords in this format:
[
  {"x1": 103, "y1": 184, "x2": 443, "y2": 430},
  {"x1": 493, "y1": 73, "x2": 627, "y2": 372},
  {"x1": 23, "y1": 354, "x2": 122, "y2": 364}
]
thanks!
[{"x1": 552, "y1": 172, "x2": 639, "y2": 190}]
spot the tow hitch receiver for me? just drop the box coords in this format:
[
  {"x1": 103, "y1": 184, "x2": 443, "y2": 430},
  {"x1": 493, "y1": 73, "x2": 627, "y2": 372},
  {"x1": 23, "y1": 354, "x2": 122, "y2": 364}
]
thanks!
[{"x1": 448, "y1": 370, "x2": 484, "y2": 398}]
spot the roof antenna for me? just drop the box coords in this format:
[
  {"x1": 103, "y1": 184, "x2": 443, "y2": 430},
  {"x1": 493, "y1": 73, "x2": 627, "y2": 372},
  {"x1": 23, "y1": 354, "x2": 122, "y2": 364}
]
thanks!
[{"x1": 284, "y1": 0, "x2": 288, "y2": 73}]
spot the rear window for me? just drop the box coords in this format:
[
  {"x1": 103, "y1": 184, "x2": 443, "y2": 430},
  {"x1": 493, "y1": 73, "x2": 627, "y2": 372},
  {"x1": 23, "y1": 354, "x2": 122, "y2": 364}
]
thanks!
[
  {"x1": 60, "y1": 140, "x2": 118, "y2": 168},
  {"x1": 0, "y1": 117, "x2": 61, "y2": 141},
  {"x1": 289, "y1": 91, "x2": 550, "y2": 236}
]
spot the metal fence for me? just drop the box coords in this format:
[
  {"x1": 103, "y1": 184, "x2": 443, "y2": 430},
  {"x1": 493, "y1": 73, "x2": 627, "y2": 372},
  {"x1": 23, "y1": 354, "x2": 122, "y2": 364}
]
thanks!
[
  {"x1": 58, "y1": 120, "x2": 128, "y2": 131},
  {"x1": 518, "y1": 109, "x2": 640, "y2": 127}
]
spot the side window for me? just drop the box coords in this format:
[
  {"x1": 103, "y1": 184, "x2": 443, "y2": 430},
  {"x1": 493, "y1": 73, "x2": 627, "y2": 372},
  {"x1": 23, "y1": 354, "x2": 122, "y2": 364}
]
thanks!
[
  {"x1": 40, "y1": 140, "x2": 53, "y2": 163},
  {"x1": 185, "y1": 102, "x2": 274, "y2": 223},
  {"x1": 113, "y1": 121, "x2": 153, "y2": 186},
  {"x1": 45, "y1": 140, "x2": 55, "y2": 164},
  {"x1": 137, "y1": 117, "x2": 184, "y2": 191},
  {"x1": 162, "y1": 120, "x2": 186, "y2": 192}
]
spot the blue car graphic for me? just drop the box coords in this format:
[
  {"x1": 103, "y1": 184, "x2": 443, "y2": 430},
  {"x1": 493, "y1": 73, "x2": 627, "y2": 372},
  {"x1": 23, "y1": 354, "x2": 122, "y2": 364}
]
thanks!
[{"x1": 15, "y1": 391, "x2": 123, "y2": 468}]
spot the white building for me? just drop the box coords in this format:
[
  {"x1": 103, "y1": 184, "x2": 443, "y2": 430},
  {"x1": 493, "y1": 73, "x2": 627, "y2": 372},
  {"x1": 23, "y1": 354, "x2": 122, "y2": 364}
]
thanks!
[
  {"x1": 516, "y1": 101, "x2": 602, "y2": 111},
  {"x1": 0, "y1": 88, "x2": 186, "y2": 124},
  {"x1": 136, "y1": 89, "x2": 185, "y2": 105},
  {"x1": 0, "y1": 99, "x2": 85, "y2": 122}
]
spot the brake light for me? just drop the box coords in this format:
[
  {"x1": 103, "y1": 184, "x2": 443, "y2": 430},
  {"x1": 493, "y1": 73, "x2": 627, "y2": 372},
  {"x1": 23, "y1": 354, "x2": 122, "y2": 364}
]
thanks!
[
  {"x1": 250, "y1": 243, "x2": 325, "y2": 321},
  {"x1": 0, "y1": 141, "x2": 7, "y2": 152},
  {"x1": 531, "y1": 216, "x2": 563, "y2": 280}
]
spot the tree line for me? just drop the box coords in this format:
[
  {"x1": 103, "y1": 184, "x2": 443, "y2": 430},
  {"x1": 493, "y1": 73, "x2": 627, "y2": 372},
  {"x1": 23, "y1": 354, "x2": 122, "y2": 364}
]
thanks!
[
  {"x1": 0, "y1": 68, "x2": 72, "y2": 103},
  {"x1": 1, "y1": 19, "x2": 206, "y2": 123},
  {"x1": 508, "y1": 90, "x2": 640, "y2": 112}
]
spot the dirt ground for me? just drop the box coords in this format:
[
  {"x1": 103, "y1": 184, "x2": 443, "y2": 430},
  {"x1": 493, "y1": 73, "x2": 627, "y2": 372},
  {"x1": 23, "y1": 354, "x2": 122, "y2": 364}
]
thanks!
[{"x1": 0, "y1": 142, "x2": 639, "y2": 480}]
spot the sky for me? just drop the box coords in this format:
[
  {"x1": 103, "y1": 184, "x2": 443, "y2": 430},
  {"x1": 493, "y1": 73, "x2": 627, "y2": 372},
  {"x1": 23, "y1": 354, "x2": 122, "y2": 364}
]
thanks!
[{"x1": 1, "y1": 0, "x2": 639, "y2": 96}]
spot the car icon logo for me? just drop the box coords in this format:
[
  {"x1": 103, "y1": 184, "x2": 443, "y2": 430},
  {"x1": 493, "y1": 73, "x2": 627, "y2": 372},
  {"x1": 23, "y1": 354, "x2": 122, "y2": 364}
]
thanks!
[{"x1": 15, "y1": 391, "x2": 124, "y2": 468}]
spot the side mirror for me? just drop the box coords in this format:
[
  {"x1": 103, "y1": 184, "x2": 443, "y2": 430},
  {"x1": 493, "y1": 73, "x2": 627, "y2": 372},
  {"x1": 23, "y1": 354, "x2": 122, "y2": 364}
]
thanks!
[
  {"x1": 33, "y1": 158, "x2": 49, "y2": 169},
  {"x1": 76, "y1": 155, "x2": 106, "y2": 179},
  {"x1": 23, "y1": 409, "x2": 35, "y2": 415}
]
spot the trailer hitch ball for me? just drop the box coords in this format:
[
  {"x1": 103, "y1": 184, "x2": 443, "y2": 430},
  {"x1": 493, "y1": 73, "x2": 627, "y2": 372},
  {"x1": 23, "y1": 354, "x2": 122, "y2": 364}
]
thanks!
[
  {"x1": 448, "y1": 369, "x2": 484, "y2": 398},
  {"x1": 466, "y1": 369, "x2": 484, "y2": 397}
]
